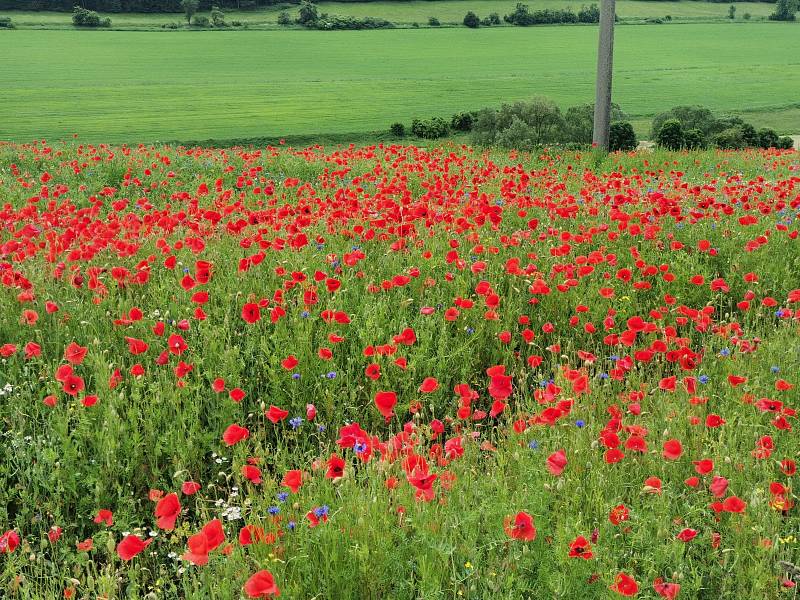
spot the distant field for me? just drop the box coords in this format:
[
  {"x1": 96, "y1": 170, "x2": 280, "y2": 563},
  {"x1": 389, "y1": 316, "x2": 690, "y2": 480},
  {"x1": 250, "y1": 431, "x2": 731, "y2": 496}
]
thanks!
[
  {"x1": 1, "y1": 24, "x2": 799, "y2": 144},
  {"x1": 2, "y1": 0, "x2": 779, "y2": 28}
]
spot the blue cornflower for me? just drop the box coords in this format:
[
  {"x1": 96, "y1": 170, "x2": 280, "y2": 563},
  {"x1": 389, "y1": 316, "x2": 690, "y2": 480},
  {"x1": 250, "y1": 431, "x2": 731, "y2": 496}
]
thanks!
[
  {"x1": 719, "y1": 348, "x2": 731, "y2": 357},
  {"x1": 287, "y1": 521, "x2": 296, "y2": 531},
  {"x1": 326, "y1": 371, "x2": 337, "y2": 379},
  {"x1": 289, "y1": 417, "x2": 303, "y2": 430},
  {"x1": 699, "y1": 375, "x2": 710, "y2": 384},
  {"x1": 183, "y1": 267, "x2": 190, "y2": 273},
  {"x1": 277, "y1": 492, "x2": 289, "y2": 502},
  {"x1": 610, "y1": 355, "x2": 620, "y2": 361},
  {"x1": 314, "y1": 505, "x2": 329, "y2": 518},
  {"x1": 599, "y1": 372, "x2": 609, "y2": 379},
  {"x1": 354, "y1": 441, "x2": 367, "y2": 454},
  {"x1": 576, "y1": 420, "x2": 586, "y2": 428},
  {"x1": 301, "y1": 310, "x2": 310, "y2": 318},
  {"x1": 317, "y1": 424, "x2": 326, "y2": 432},
  {"x1": 771, "y1": 366, "x2": 780, "y2": 374},
  {"x1": 268, "y1": 506, "x2": 280, "y2": 515},
  {"x1": 466, "y1": 327, "x2": 475, "y2": 334},
  {"x1": 292, "y1": 373, "x2": 301, "y2": 380},
  {"x1": 528, "y1": 440, "x2": 539, "y2": 450}
]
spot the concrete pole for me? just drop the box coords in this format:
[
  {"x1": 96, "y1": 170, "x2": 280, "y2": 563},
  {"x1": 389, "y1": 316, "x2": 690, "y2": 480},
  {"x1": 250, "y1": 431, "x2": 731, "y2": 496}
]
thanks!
[{"x1": 592, "y1": 0, "x2": 616, "y2": 150}]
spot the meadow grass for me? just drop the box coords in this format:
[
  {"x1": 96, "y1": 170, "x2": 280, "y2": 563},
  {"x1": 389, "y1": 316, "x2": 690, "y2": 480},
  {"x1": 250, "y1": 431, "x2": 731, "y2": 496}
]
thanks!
[
  {"x1": 1, "y1": 23, "x2": 800, "y2": 145},
  {"x1": 0, "y1": 141, "x2": 799, "y2": 599}
]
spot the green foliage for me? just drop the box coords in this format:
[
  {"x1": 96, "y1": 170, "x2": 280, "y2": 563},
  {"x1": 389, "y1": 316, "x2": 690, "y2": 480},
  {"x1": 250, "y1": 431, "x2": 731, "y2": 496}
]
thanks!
[
  {"x1": 472, "y1": 98, "x2": 565, "y2": 149},
  {"x1": 651, "y1": 106, "x2": 719, "y2": 139},
  {"x1": 180, "y1": 0, "x2": 197, "y2": 23},
  {"x1": 683, "y1": 128, "x2": 706, "y2": 150},
  {"x1": 728, "y1": 4, "x2": 736, "y2": 18},
  {"x1": 777, "y1": 136, "x2": 795, "y2": 149},
  {"x1": 389, "y1": 122, "x2": 405, "y2": 137},
  {"x1": 72, "y1": 5, "x2": 111, "y2": 26},
  {"x1": 757, "y1": 127, "x2": 779, "y2": 149},
  {"x1": 656, "y1": 119, "x2": 684, "y2": 150},
  {"x1": 192, "y1": 13, "x2": 209, "y2": 25},
  {"x1": 277, "y1": 11, "x2": 291, "y2": 24},
  {"x1": 210, "y1": 4, "x2": 226, "y2": 26},
  {"x1": 0, "y1": 15, "x2": 13, "y2": 27},
  {"x1": 297, "y1": 0, "x2": 318, "y2": 25},
  {"x1": 450, "y1": 112, "x2": 476, "y2": 132},
  {"x1": 563, "y1": 102, "x2": 626, "y2": 144},
  {"x1": 463, "y1": 10, "x2": 480, "y2": 27},
  {"x1": 609, "y1": 121, "x2": 637, "y2": 152},
  {"x1": 769, "y1": 0, "x2": 797, "y2": 20},
  {"x1": 713, "y1": 127, "x2": 747, "y2": 149},
  {"x1": 743, "y1": 11, "x2": 751, "y2": 19},
  {"x1": 411, "y1": 116, "x2": 449, "y2": 139},
  {"x1": 428, "y1": 16, "x2": 440, "y2": 26},
  {"x1": 504, "y1": 2, "x2": 598, "y2": 25}
]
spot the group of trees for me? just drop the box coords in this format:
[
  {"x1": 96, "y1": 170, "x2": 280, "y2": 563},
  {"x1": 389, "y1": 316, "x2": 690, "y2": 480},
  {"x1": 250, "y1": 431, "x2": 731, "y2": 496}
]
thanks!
[
  {"x1": 289, "y1": 1, "x2": 391, "y2": 29},
  {"x1": 652, "y1": 106, "x2": 793, "y2": 149},
  {"x1": 503, "y1": 2, "x2": 600, "y2": 25}
]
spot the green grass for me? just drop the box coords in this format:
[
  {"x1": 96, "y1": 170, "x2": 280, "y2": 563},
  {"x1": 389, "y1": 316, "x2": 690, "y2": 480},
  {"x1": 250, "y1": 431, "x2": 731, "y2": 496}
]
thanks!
[
  {"x1": 1, "y1": 0, "x2": 780, "y2": 29},
  {"x1": 1, "y1": 24, "x2": 799, "y2": 144}
]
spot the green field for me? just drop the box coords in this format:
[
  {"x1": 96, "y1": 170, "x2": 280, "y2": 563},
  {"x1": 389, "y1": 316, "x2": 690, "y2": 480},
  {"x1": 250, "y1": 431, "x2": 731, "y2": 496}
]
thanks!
[
  {"x1": 1, "y1": 0, "x2": 780, "y2": 28},
  {"x1": 1, "y1": 24, "x2": 799, "y2": 144}
]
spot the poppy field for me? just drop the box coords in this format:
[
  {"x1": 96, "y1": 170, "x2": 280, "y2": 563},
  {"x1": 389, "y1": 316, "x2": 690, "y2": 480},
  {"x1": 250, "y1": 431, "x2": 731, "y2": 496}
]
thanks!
[{"x1": 1, "y1": 140, "x2": 800, "y2": 599}]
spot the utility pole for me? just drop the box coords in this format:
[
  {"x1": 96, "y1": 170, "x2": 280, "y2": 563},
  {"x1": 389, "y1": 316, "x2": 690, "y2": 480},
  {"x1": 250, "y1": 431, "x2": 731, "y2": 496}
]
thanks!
[{"x1": 592, "y1": 0, "x2": 616, "y2": 150}]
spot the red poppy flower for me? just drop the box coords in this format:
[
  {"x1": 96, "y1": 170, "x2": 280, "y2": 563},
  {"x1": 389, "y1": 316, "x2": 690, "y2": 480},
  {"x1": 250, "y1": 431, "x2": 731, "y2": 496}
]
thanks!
[
  {"x1": 676, "y1": 528, "x2": 698, "y2": 542},
  {"x1": 611, "y1": 572, "x2": 638, "y2": 596},
  {"x1": 155, "y1": 493, "x2": 181, "y2": 530},
  {"x1": 374, "y1": 391, "x2": 397, "y2": 419},
  {"x1": 281, "y1": 469, "x2": 303, "y2": 493},
  {"x1": 267, "y1": 405, "x2": 289, "y2": 423},
  {"x1": 653, "y1": 578, "x2": 681, "y2": 599},
  {"x1": 222, "y1": 424, "x2": 249, "y2": 446},
  {"x1": 93, "y1": 509, "x2": 113, "y2": 526},
  {"x1": 117, "y1": 535, "x2": 152, "y2": 561},
  {"x1": 64, "y1": 342, "x2": 88, "y2": 365},
  {"x1": 504, "y1": 511, "x2": 536, "y2": 541},
  {"x1": 182, "y1": 481, "x2": 201, "y2": 495},
  {"x1": 244, "y1": 570, "x2": 280, "y2": 598},
  {"x1": 241, "y1": 303, "x2": 261, "y2": 324},
  {"x1": 546, "y1": 449, "x2": 567, "y2": 476},
  {"x1": 568, "y1": 535, "x2": 593, "y2": 559},
  {"x1": 662, "y1": 439, "x2": 683, "y2": 460},
  {"x1": 419, "y1": 377, "x2": 439, "y2": 393},
  {"x1": 281, "y1": 355, "x2": 298, "y2": 370}
]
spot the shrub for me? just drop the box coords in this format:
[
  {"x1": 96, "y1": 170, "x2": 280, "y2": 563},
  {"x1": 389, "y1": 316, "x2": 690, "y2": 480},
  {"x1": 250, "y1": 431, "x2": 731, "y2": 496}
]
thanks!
[
  {"x1": 743, "y1": 12, "x2": 751, "y2": 19},
  {"x1": 411, "y1": 117, "x2": 449, "y2": 139},
  {"x1": 451, "y1": 112, "x2": 475, "y2": 132},
  {"x1": 230, "y1": 20, "x2": 243, "y2": 27},
  {"x1": 777, "y1": 136, "x2": 795, "y2": 149},
  {"x1": 0, "y1": 16, "x2": 14, "y2": 28},
  {"x1": 72, "y1": 6, "x2": 111, "y2": 27},
  {"x1": 713, "y1": 127, "x2": 747, "y2": 149},
  {"x1": 428, "y1": 16, "x2": 440, "y2": 26},
  {"x1": 728, "y1": 4, "x2": 736, "y2": 18},
  {"x1": 161, "y1": 21, "x2": 180, "y2": 28},
  {"x1": 390, "y1": 123, "x2": 405, "y2": 137},
  {"x1": 656, "y1": 119, "x2": 684, "y2": 150},
  {"x1": 277, "y1": 11, "x2": 292, "y2": 25},
  {"x1": 609, "y1": 121, "x2": 637, "y2": 152},
  {"x1": 757, "y1": 128, "x2": 779, "y2": 149},
  {"x1": 463, "y1": 11, "x2": 480, "y2": 28},
  {"x1": 488, "y1": 12, "x2": 501, "y2": 24},
  {"x1": 192, "y1": 14, "x2": 209, "y2": 26},
  {"x1": 684, "y1": 128, "x2": 706, "y2": 150},
  {"x1": 563, "y1": 102, "x2": 626, "y2": 144},
  {"x1": 651, "y1": 106, "x2": 719, "y2": 139},
  {"x1": 472, "y1": 98, "x2": 565, "y2": 149},
  {"x1": 578, "y1": 4, "x2": 600, "y2": 23},
  {"x1": 313, "y1": 15, "x2": 392, "y2": 30}
]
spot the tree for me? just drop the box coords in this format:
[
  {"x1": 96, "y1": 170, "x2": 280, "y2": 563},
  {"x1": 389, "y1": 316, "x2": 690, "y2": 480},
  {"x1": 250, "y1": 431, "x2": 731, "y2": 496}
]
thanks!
[
  {"x1": 463, "y1": 11, "x2": 480, "y2": 28},
  {"x1": 770, "y1": 0, "x2": 797, "y2": 21},
  {"x1": 297, "y1": 1, "x2": 319, "y2": 25},
  {"x1": 656, "y1": 119, "x2": 684, "y2": 150},
  {"x1": 757, "y1": 128, "x2": 779, "y2": 149},
  {"x1": 728, "y1": 4, "x2": 736, "y2": 19},
  {"x1": 181, "y1": 0, "x2": 198, "y2": 23},
  {"x1": 210, "y1": 4, "x2": 226, "y2": 26},
  {"x1": 564, "y1": 102, "x2": 626, "y2": 144}
]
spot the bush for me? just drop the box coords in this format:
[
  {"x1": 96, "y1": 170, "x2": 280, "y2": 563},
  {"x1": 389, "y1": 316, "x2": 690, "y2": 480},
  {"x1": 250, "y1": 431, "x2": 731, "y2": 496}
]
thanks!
[
  {"x1": 277, "y1": 11, "x2": 292, "y2": 25},
  {"x1": 651, "y1": 106, "x2": 719, "y2": 139},
  {"x1": 390, "y1": 123, "x2": 405, "y2": 137},
  {"x1": 72, "y1": 6, "x2": 111, "y2": 27},
  {"x1": 578, "y1": 4, "x2": 600, "y2": 23},
  {"x1": 451, "y1": 112, "x2": 476, "y2": 132},
  {"x1": 428, "y1": 16, "x2": 440, "y2": 26},
  {"x1": 505, "y1": 2, "x2": 594, "y2": 25},
  {"x1": 743, "y1": 12, "x2": 751, "y2": 19},
  {"x1": 312, "y1": 14, "x2": 392, "y2": 29},
  {"x1": 564, "y1": 102, "x2": 627, "y2": 144},
  {"x1": 180, "y1": 0, "x2": 198, "y2": 23},
  {"x1": 411, "y1": 117, "x2": 450, "y2": 139},
  {"x1": 684, "y1": 128, "x2": 706, "y2": 150},
  {"x1": 0, "y1": 16, "x2": 13, "y2": 28},
  {"x1": 472, "y1": 98, "x2": 565, "y2": 149},
  {"x1": 757, "y1": 128, "x2": 779, "y2": 149},
  {"x1": 463, "y1": 11, "x2": 480, "y2": 27},
  {"x1": 728, "y1": 4, "x2": 736, "y2": 18},
  {"x1": 713, "y1": 127, "x2": 747, "y2": 150},
  {"x1": 656, "y1": 119, "x2": 684, "y2": 150},
  {"x1": 161, "y1": 21, "x2": 180, "y2": 28},
  {"x1": 488, "y1": 12, "x2": 501, "y2": 24},
  {"x1": 230, "y1": 20, "x2": 243, "y2": 27},
  {"x1": 777, "y1": 136, "x2": 795, "y2": 149},
  {"x1": 609, "y1": 121, "x2": 637, "y2": 152},
  {"x1": 192, "y1": 14, "x2": 209, "y2": 26}
]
